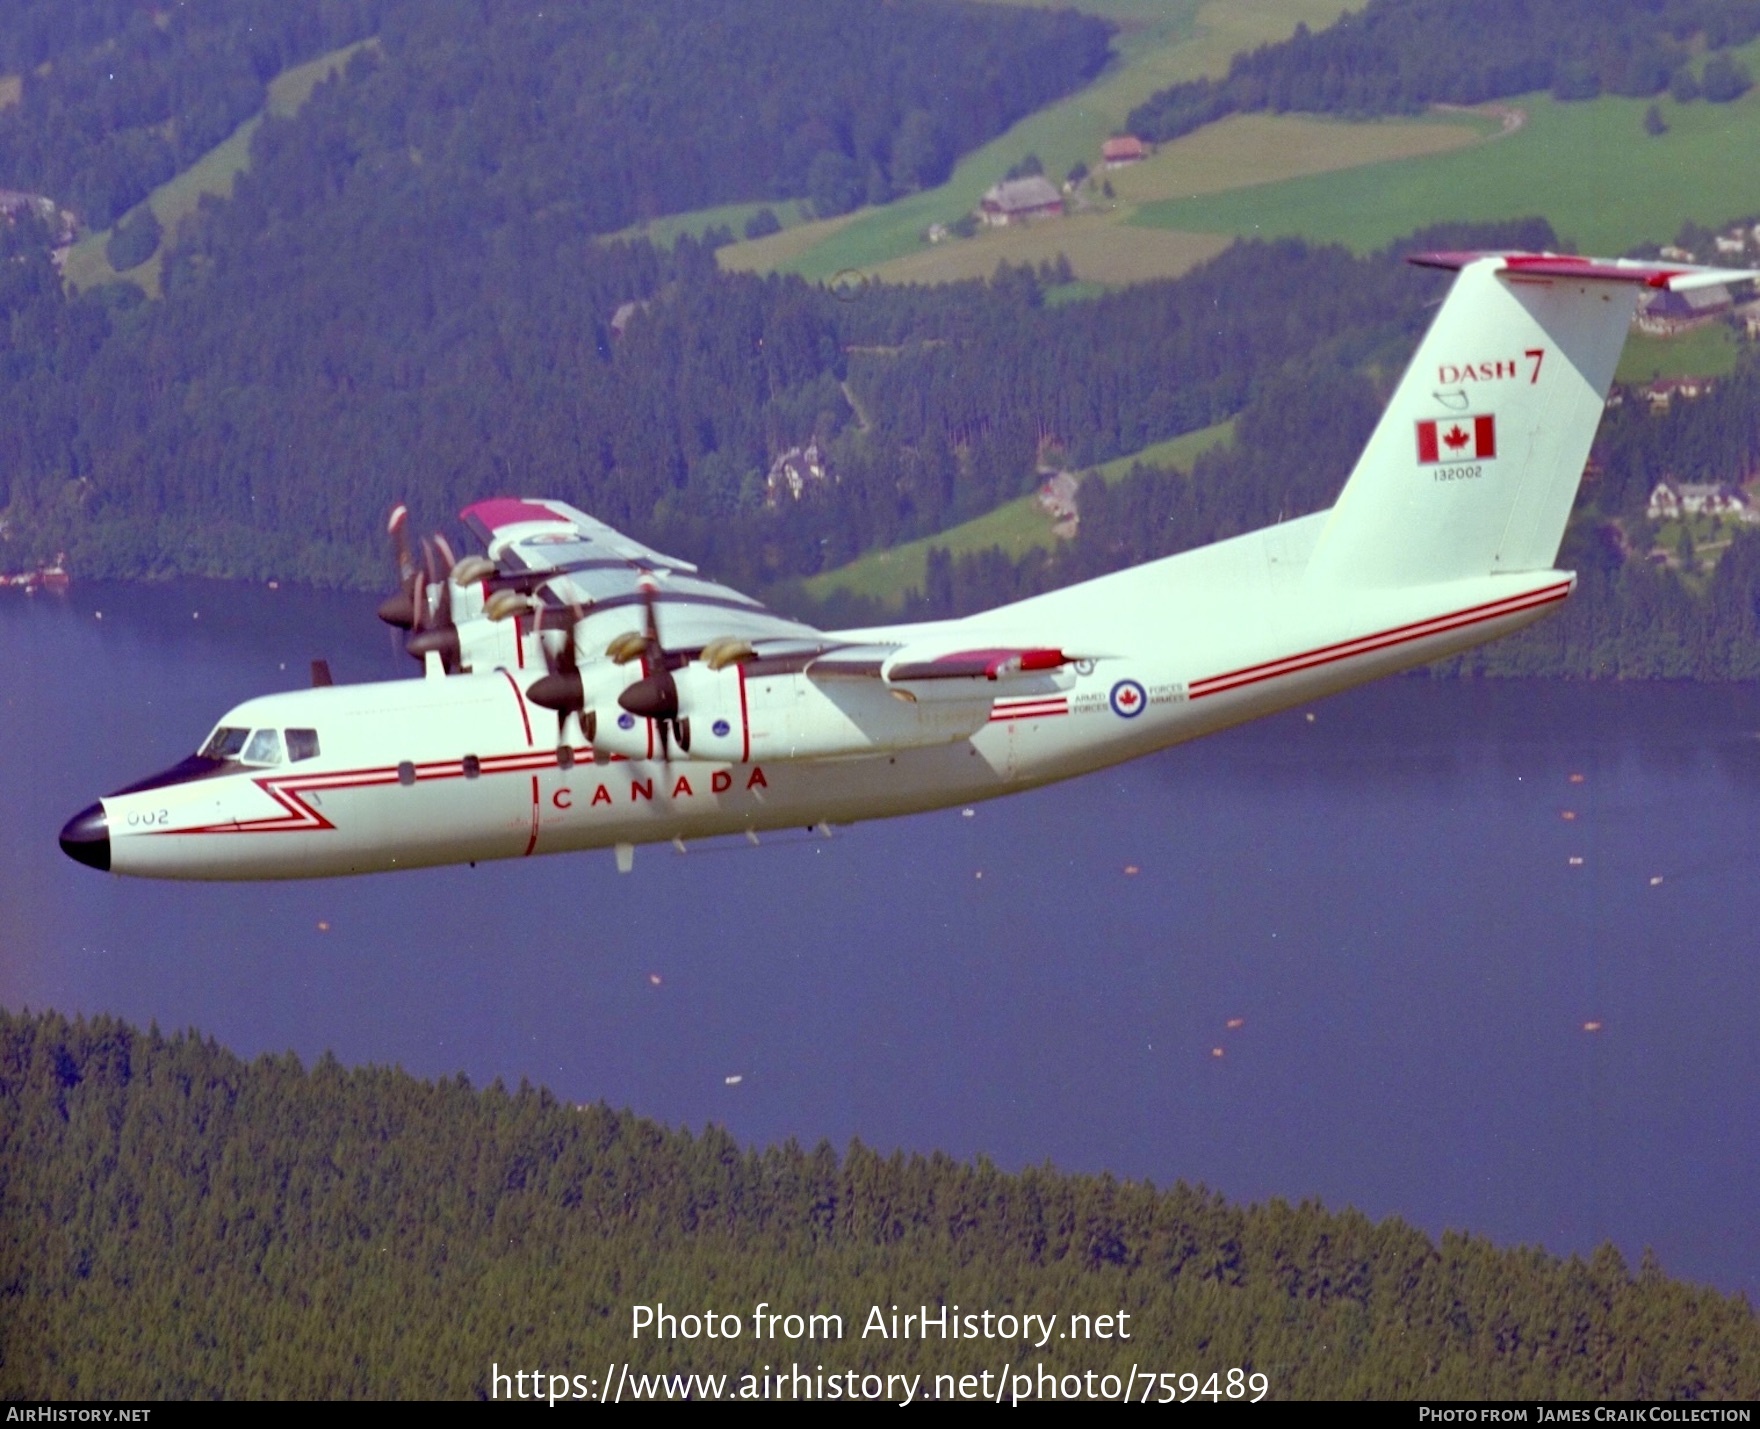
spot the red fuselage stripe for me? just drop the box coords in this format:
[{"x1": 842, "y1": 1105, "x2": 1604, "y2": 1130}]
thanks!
[
  {"x1": 502, "y1": 670, "x2": 534, "y2": 745},
  {"x1": 1190, "y1": 585, "x2": 1570, "y2": 700}
]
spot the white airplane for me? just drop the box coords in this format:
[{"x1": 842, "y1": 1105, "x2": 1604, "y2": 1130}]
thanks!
[{"x1": 60, "y1": 250, "x2": 1757, "y2": 880}]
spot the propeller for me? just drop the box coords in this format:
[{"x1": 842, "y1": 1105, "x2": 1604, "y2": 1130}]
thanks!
[
  {"x1": 527, "y1": 603, "x2": 596, "y2": 745},
  {"x1": 404, "y1": 534, "x2": 462, "y2": 672},
  {"x1": 614, "y1": 579, "x2": 690, "y2": 757},
  {"x1": 375, "y1": 505, "x2": 419, "y2": 629}
]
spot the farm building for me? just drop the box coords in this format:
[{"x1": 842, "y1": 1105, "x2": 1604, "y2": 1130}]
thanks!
[
  {"x1": 1635, "y1": 284, "x2": 1732, "y2": 335},
  {"x1": 766, "y1": 441, "x2": 830, "y2": 505},
  {"x1": 0, "y1": 189, "x2": 76, "y2": 243},
  {"x1": 1641, "y1": 375, "x2": 1715, "y2": 410},
  {"x1": 1037, "y1": 470, "x2": 1080, "y2": 532},
  {"x1": 1647, "y1": 482, "x2": 1753, "y2": 521},
  {"x1": 1101, "y1": 136, "x2": 1148, "y2": 168},
  {"x1": 979, "y1": 176, "x2": 1063, "y2": 226},
  {"x1": 609, "y1": 301, "x2": 648, "y2": 338}
]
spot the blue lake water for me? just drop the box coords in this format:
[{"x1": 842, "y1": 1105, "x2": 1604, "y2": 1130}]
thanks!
[{"x1": 3, "y1": 580, "x2": 1758, "y2": 1298}]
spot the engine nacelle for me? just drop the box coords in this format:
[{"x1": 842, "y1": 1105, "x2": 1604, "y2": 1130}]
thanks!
[{"x1": 671, "y1": 664, "x2": 992, "y2": 762}]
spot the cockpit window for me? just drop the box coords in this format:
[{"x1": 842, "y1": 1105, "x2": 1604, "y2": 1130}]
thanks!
[
  {"x1": 286, "y1": 728, "x2": 320, "y2": 762},
  {"x1": 242, "y1": 729, "x2": 283, "y2": 765},
  {"x1": 200, "y1": 727, "x2": 250, "y2": 760}
]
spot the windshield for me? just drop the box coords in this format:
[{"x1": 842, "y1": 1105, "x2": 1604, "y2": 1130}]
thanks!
[
  {"x1": 242, "y1": 729, "x2": 282, "y2": 765},
  {"x1": 199, "y1": 726, "x2": 249, "y2": 760},
  {"x1": 200, "y1": 726, "x2": 316, "y2": 764}
]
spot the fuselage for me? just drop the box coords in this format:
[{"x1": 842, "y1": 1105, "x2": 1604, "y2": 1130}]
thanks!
[{"x1": 62, "y1": 532, "x2": 1571, "y2": 880}]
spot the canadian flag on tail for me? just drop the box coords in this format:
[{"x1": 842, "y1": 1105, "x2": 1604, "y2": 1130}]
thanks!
[{"x1": 1416, "y1": 414, "x2": 1496, "y2": 464}]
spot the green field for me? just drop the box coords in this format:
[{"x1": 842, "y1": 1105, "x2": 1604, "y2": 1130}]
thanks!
[
  {"x1": 805, "y1": 419, "x2": 1234, "y2": 605},
  {"x1": 607, "y1": 198, "x2": 816, "y2": 249},
  {"x1": 1133, "y1": 57, "x2": 1760, "y2": 255},
  {"x1": 1043, "y1": 280, "x2": 1110, "y2": 307},
  {"x1": 1615, "y1": 323, "x2": 1742, "y2": 385},
  {"x1": 61, "y1": 39, "x2": 377, "y2": 296},
  {"x1": 719, "y1": 0, "x2": 1367, "y2": 284}
]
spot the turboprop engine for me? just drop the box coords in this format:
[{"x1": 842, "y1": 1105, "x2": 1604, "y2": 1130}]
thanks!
[
  {"x1": 589, "y1": 642, "x2": 1073, "y2": 764},
  {"x1": 526, "y1": 570, "x2": 1079, "y2": 764}
]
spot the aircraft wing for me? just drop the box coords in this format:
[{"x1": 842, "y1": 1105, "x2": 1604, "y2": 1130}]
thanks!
[
  {"x1": 460, "y1": 496, "x2": 831, "y2": 654},
  {"x1": 462, "y1": 497, "x2": 699, "y2": 575},
  {"x1": 460, "y1": 497, "x2": 1089, "y2": 684}
]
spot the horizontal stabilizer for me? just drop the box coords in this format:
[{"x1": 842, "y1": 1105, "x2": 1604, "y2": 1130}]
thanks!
[{"x1": 1409, "y1": 250, "x2": 1760, "y2": 291}]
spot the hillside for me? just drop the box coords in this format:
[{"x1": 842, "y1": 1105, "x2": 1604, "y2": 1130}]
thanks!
[
  {"x1": 5, "y1": 1009, "x2": 1756, "y2": 1399},
  {"x1": 2, "y1": 1, "x2": 1757, "y2": 683},
  {"x1": 0, "y1": 0, "x2": 383, "y2": 230},
  {"x1": 1132, "y1": 63, "x2": 1760, "y2": 256},
  {"x1": 1127, "y1": 0, "x2": 1760, "y2": 142},
  {"x1": 1, "y1": 0, "x2": 1109, "y2": 246},
  {"x1": 716, "y1": 0, "x2": 1387, "y2": 286},
  {"x1": 59, "y1": 39, "x2": 380, "y2": 297}
]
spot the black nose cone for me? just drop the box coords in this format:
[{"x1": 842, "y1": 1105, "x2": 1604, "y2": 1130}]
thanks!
[{"x1": 59, "y1": 803, "x2": 111, "y2": 872}]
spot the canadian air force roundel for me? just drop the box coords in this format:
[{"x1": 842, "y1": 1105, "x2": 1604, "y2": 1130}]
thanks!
[{"x1": 1109, "y1": 679, "x2": 1147, "y2": 718}]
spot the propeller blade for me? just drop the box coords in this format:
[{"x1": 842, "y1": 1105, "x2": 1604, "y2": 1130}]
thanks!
[
  {"x1": 640, "y1": 576, "x2": 664, "y2": 655},
  {"x1": 310, "y1": 659, "x2": 333, "y2": 688},
  {"x1": 402, "y1": 568, "x2": 460, "y2": 670},
  {"x1": 420, "y1": 536, "x2": 444, "y2": 589},
  {"x1": 389, "y1": 505, "x2": 415, "y2": 584},
  {"x1": 377, "y1": 504, "x2": 419, "y2": 628},
  {"x1": 529, "y1": 604, "x2": 590, "y2": 731}
]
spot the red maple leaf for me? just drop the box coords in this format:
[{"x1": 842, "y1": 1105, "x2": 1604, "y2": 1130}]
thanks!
[{"x1": 1443, "y1": 423, "x2": 1471, "y2": 451}]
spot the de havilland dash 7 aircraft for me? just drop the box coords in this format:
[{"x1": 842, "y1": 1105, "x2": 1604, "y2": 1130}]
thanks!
[{"x1": 59, "y1": 251, "x2": 1758, "y2": 881}]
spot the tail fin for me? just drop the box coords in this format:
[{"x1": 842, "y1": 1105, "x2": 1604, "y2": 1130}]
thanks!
[{"x1": 1305, "y1": 252, "x2": 1758, "y2": 589}]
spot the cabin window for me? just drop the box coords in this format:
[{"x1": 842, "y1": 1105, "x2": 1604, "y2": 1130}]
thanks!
[
  {"x1": 557, "y1": 745, "x2": 574, "y2": 770},
  {"x1": 397, "y1": 761, "x2": 416, "y2": 786},
  {"x1": 286, "y1": 728, "x2": 321, "y2": 762},
  {"x1": 241, "y1": 729, "x2": 282, "y2": 765},
  {"x1": 462, "y1": 755, "x2": 481, "y2": 780},
  {"x1": 200, "y1": 726, "x2": 249, "y2": 760}
]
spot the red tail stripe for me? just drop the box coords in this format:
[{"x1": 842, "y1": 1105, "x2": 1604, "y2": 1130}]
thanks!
[
  {"x1": 1191, "y1": 585, "x2": 1569, "y2": 700},
  {"x1": 1190, "y1": 584, "x2": 1569, "y2": 693}
]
